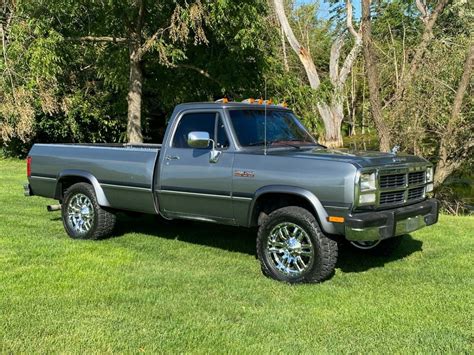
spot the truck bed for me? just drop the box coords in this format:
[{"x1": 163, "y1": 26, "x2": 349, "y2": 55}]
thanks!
[{"x1": 28, "y1": 143, "x2": 161, "y2": 214}]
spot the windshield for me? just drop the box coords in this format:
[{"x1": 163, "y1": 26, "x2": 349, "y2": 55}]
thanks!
[{"x1": 228, "y1": 109, "x2": 316, "y2": 147}]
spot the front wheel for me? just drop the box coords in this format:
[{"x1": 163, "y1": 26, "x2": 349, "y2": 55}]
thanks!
[
  {"x1": 257, "y1": 206, "x2": 338, "y2": 283},
  {"x1": 62, "y1": 182, "x2": 116, "y2": 240}
]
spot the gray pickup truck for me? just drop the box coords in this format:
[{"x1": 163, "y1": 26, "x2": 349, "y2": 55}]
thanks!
[{"x1": 25, "y1": 101, "x2": 439, "y2": 283}]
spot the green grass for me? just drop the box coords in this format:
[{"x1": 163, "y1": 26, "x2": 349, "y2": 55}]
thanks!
[{"x1": 1, "y1": 158, "x2": 473, "y2": 353}]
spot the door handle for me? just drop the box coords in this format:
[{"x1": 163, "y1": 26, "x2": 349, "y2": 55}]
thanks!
[{"x1": 166, "y1": 155, "x2": 180, "y2": 160}]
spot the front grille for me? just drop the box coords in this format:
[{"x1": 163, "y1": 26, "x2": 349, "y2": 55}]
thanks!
[
  {"x1": 408, "y1": 171, "x2": 425, "y2": 185},
  {"x1": 408, "y1": 186, "x2": 425, "y2": 200},
  {"x1": 380, "y1": 191, "x2": 404, "y2": 205},
  {"x1": 380, "y1": 174, "x2": 406, "y2": 189}
]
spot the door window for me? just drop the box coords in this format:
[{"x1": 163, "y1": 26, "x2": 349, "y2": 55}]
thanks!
[{"x1": 172, "y1": 112, "x2": 229, "y2": 149}]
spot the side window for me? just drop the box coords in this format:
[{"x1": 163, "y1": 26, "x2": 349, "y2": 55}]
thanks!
[
  {"x1": 173, "y1": 112, "x2": 216, "y2": 148},
  {"x1": 215, "y1": 117, "x2": 230, "y2": 149},
  {"x1": 173, "y1": 112, "x2": 230, "y2": 149}
]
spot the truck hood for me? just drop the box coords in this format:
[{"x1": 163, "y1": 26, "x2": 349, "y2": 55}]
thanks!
[{"x1": 268, "y1": 147, "x2": 429, "y2": 168}]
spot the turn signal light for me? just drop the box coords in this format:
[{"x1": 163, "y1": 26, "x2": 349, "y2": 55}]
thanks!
[{"x1": 328, "y1": 216, "x2": 345, "y2": 223}]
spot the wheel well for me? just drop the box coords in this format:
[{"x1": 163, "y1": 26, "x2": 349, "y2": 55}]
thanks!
[
  {"x1": 56, "y1": 176, "x2": 91, "y2": 201},
  {"x1": 252, "y1": 193, "x2": 318, "y2": 226}
]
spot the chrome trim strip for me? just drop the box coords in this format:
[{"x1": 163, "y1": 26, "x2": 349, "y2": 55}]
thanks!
[
  {"x1": 323, "y1": 205, "x2": 350, "y2": 210},
  {"x1": 101, "y1": 183, "x2": 152, "y2": 192},
  {"x1": 159, "y1": 189, "x2": 232, "y2": 200},
  {"x1": 232, "y1": 196, "x2": 252, "y2": 201}
]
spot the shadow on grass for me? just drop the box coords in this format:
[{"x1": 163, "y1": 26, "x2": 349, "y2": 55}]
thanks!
[
  {"x1": 112, "y1": 214, "x2": 423, "y2": 273},
  {"x1": 336, "y1": 235, "x2": 423, "y2": 273},
  {"x1": 114, "y1": 214, "x2": 258, "y2": 256}
]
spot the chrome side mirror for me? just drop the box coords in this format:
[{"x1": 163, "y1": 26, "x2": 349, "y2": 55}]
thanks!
[
  {"x1": 187, "y1": 131, "x2": 222, "y2": 163},
  {"x1": 188, "y1": 131, "x2": 210, "y2": 148}
]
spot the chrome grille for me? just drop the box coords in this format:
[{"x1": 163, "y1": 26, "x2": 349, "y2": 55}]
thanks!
[
  {"x1": 380, "y1": 174, "x2": 406, "y2": 189},
  {"x1": 408, "y1": 171, "x2": 425, "y2": 185},
  {"x1": 380, "y1": 191, "x2": 404, "y2": 205},
  {"x1": 408, "y1": 186, "x2": 425, "y2": 200}
]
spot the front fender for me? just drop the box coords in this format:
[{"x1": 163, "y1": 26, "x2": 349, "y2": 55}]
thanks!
[
  {"x1": 55, "y1": 169, "x2": 111, "y2": 207},
  {"x1": 248, "y1": 185, "x2": 337, "y2": 235}
]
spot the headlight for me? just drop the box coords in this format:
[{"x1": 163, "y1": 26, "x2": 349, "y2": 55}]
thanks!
[
  {"x1": 426, "y1": 167, "x2": 433, "y2": 182},
  {"x1": 360, "y1": 172, "x2": 376, "y2": 191}
]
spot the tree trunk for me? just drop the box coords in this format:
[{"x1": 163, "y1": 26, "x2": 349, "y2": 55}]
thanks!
[
  {"x1": 318, "y1": 101, "x2": 344, "y2": 148},
  {"x1": 361, "y1": 0, "x2": 391, "y2": 152},
  {"x1": 434, "y1": 43, "x2": 474, "y2": 187},
  {"x1": 127, "y1": 53, "x2": 143, "y2": 143}
]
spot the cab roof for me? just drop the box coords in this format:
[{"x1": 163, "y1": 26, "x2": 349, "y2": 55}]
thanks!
[{"x1": 174, "y1": 101, "x2": 291, "y2": 111}]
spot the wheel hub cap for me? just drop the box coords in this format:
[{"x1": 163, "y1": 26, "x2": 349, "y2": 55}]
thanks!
[
  {"x1": 67, "y1": 193, "x2": 94, "y2": 234},
  {"x1": 267, "y1": 222, "x2": 314, "y2": 276}
]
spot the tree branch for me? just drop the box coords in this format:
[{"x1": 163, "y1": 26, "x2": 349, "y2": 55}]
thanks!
[
  {"x1": 176, "y1": 64, "x2": 236, "y2": 97},
  {"x1": 337, "y1": 0, "x2": 363, "y2": 86},
  {"x1": 415, "y1": 0, "x2": 428, "y2": 23},
  {"x1": 329, "y1": 38, "x2": 343, "y2": 84},
  {"x1": 389, "y1": 0, "x2": 449, "y2": 105},
  {"x1": 346, "y1": 0, "x2": 360, "y2": 39},
  {"x1": 135, "y1": 27, "x2": 169, "y2": 61},
  {"x1": 65, "y1": 36, "x2": 127, "y2": 43},
  {"x1": 272, "y1": 0, "x2": 320, "y2": 88}
]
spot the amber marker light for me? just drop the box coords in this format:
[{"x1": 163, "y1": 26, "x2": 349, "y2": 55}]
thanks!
[{"x1": 328, "y1": 216, "x2": 345, "y2": 223}]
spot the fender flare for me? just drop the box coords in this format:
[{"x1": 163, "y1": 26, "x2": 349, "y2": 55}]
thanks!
[
  {"x1": 55, "y1": 169, "x2": 111, "y2": 207},
  {"x1": 248, "y1": 185, "x2": 336, "y2": 235}
]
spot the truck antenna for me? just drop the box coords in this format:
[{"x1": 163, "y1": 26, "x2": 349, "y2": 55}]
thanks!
[{"x1": 264, "y1": 78, "x2": 267, "y2": 156}]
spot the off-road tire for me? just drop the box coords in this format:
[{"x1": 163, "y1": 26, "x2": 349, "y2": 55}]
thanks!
[
  {"x1": 257, "y1": 206, "x2": 338, "y2": 283},
  {"x1": 348, "y1": 235, "x2": 402, "y2": 256},
  {"x1": 62, "y1": 182, "x2": 116, "y2": 240}
]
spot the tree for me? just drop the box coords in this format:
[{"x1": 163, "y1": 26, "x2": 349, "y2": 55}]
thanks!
[
  {"x1": 61, "y1": 0, "x2": 209, "y2": 143},
  {"x1": 361, "y1": 0, "x2": 390, "y2": 151},
  {"x1": 433, "y1": 43, "x2": 473, "y2": 186},
  {"x1": 361, "y1": 0, "x2": 450, "y2": 151},
  {"x1": 273, "y1": 0, "x2": 362, "y2": 147}
]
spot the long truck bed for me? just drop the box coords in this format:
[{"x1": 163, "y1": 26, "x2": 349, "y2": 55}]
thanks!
[{"x1": 28, "y1": 143, "x2": 161, "y2": 214}]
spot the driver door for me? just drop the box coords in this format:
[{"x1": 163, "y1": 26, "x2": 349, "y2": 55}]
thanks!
[{"x1": 158, "y1": 111, "x2": 235, "y2": 222}]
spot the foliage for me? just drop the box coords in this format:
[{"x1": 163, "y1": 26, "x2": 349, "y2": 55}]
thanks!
[{"x1": 1, "y1": 0, "x2": 272, "y2": 152}]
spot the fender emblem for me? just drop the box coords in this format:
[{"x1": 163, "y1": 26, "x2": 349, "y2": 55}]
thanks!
[{"x1": 234, "y1": 170, "x2": 255, "y2": 178}]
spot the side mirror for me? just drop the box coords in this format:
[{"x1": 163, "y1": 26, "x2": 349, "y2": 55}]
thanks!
[
  {"x1": 188, "y1": 131, "x2": 210, "y2": 149},
  {"x1": 187, "y1": 131, "x2": 222, "y2": 163}
]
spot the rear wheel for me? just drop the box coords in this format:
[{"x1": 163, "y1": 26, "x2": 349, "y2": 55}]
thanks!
[
  {"x1": 257, "y1": 206, "x2": 338, "y2": 283},
  {"x1": 62, "y1": 182, "x2": 116, "y2": 240}
]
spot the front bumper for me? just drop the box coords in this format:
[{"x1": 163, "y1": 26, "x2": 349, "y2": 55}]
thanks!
[{"x1": 345, "y1": 199, "x2": 439, "y2": 241}]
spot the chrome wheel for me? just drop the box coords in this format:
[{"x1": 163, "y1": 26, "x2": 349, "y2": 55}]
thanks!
[
  {"x1": 267, "y1": 222, "x2": 314, "y2": 276},
  {"x1": 67, "y1": 193, "x2": 94, "y2": 234},
  {"x1": 350, "y1": 240, "x2": 381, "y2": 250}
]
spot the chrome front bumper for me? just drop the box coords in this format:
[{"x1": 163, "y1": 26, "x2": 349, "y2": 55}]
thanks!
[{"x1": 345, "y1": 199, "x2": 439, "y2": 241}]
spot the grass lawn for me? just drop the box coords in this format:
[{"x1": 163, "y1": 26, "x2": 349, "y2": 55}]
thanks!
[{"x1": 1, "y1": 158, "x2": 473, "y2": 353}]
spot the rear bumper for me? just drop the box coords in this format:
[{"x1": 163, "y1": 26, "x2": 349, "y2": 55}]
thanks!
[
  {"x1": 345, "y1": 199, "x2": 439, "y2": 241},
  {"x1": 24, "y1": 183, "x2": 32, "y2": 196}
]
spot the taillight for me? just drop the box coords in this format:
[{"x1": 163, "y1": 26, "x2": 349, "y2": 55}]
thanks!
[{"x1": 27, "y1": 156, "x2": 32, "y2": 177}]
